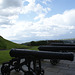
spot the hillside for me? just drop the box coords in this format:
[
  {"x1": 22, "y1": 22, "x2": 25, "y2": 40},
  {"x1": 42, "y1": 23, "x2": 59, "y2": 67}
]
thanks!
[
  {"x1": 0, "y1": 36, "x2": 29, "y2": 49},
  {"x1": 62, "y1": 38, "x2": 75, "y2": 40},
  {"x1": 22, "y1": 39, "x2": 75, "y2": 46}
]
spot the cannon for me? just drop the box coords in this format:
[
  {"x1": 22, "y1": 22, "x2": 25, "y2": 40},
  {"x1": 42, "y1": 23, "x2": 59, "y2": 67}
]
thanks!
[
  {"x1": 1, "y1": 49, "x2": 74, "y2": 75},
  {"x1": 38, "y1": 45, "x2": 75, "y2": 65}
]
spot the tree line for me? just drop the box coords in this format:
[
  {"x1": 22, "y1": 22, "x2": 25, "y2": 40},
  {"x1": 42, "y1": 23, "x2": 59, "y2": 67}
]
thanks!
[{"x1": 22, "y1": 40, "x2": 64, "y2": 46}]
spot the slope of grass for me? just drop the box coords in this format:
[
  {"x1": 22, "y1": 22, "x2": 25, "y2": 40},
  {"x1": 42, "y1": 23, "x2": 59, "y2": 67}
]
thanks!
[
  {"x1": 5, "y1": 39, "x2": 29, "y2": 49},
  {"x1": 0, "y1": 36, "x2": 30, "y2": 49},
  {"x1": 0, "y1": 36, "x2": 7, "y2": 49}
]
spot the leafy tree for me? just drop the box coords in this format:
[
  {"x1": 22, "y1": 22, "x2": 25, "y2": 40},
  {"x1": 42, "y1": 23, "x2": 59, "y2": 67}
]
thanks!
[{"x1": 31, "y1": 41, "x2": 36, "y2": 46}]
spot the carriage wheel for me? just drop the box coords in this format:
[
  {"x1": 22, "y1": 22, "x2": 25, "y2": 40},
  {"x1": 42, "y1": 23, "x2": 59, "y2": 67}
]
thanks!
[{"x1": 1, "y1": 65, "x2": 10, "y2": 75}]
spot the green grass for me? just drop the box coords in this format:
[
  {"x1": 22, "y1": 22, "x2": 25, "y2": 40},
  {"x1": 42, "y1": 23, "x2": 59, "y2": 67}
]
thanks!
[
  {"x1": 0, "y1": 50, "x2": 11, "y2": 64},
  {"x1": 29, "y1": 46, "x2": 39, "y2": 51}
]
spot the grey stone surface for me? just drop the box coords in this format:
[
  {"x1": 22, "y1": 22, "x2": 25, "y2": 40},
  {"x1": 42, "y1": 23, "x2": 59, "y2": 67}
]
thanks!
[{"x1": 0, "y1": 53, "x2": 75, "y2": 75}]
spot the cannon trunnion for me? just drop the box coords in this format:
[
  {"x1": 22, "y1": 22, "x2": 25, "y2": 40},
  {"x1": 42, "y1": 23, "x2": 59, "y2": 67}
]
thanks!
[{"x1": 1, "y1": 49, "x2": 74, "y2": 75}]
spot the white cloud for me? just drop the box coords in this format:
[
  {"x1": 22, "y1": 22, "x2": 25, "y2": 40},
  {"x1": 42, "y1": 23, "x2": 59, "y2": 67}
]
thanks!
[
  {"x1": 1, "y1": 0, "x2": 23, "y2": 8},
  {"x1": 0, "y1": 21, "x2": 33, "y2": 40},
  {"x1": 0, "y1": 0, "x2": 3, "y2": 4},
  {"x1": 34, "y1": 14, "x2": 45, "y2": 20},
  {"x1": 0, "y1": 0, "x2": 22, "y2": 25},
  {"x1": 0, "y1": 0, "x2": 51, "y2": 25},
  {"x1": 42, "y1": 0, "x2": 52, "y2": 4},
  {"x1": 31, "y1": 32, "x2": 54, "y2": 37},
  {"x1": 30, "y1": 9, "x2": 75, "y2": 37},
  {"x1": 1, "y1": 9, "x2": 75, "y2": 42},
  {"x1": 0, "y1": 0, "x2": 75, "y2": 43},
  {"x1": 21, "y1": 0, "x2": 51, "y2": 15}
]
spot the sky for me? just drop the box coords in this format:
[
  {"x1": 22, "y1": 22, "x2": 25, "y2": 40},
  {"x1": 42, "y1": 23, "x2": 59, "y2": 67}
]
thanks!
[{"x1": 0, "y1": 0, "x2": 75, "y2": 43}]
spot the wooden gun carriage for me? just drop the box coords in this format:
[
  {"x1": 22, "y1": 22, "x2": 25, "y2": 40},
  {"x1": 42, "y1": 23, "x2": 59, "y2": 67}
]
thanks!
[{"x1": 1, "y1": 49, "x2": 74, "y2": 75}]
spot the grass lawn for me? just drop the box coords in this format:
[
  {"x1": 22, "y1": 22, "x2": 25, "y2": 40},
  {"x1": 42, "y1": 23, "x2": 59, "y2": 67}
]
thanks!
[
  {"x1": 29, "y1": 46, "x2": 39, "y2": 50},
  {"x1": 0, "y1": 50, "x2": 12, "y2": 64}
]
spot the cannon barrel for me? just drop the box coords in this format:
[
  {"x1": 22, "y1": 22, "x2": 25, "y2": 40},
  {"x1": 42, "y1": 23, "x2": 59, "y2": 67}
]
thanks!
[
  {"x1": 38, "y1": 46, "x2": 75, "y2": 52},
  {"x1": 10, "y1": 49, "x2": 74, "y2": 61}
]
